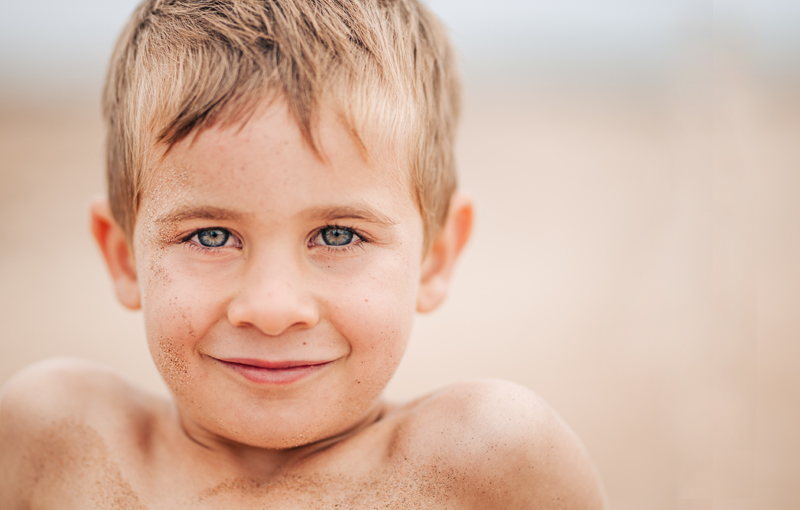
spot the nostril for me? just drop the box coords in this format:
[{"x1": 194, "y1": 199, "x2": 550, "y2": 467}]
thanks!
[{"x1": 226, "y1": 287, "x2": 319, "y2": 336}]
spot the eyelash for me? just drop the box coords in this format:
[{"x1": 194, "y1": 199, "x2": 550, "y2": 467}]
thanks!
[
  {"x1": 183, "y1": 228, "x2": 241, "y2": 253},
  {"x1": 309, "y1": 225, "x2": 369, "y2": 254},
  {"x1": 181, "y1": 225, "x2": 370, "y2": 254}
]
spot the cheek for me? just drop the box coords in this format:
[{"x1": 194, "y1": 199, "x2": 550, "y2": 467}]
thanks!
[
  {"x1": 136, "y1": 250, "x2": 223, "y2": 395},
  {"x1": 140, "y1": 272, "x2": 196, "y2": 396},
  {"x1": 326, "y1": 251, "x2": 420, "y2": 374},
  {"x1": 138, "y1": 245, "x2": 231, "y2": 332}
]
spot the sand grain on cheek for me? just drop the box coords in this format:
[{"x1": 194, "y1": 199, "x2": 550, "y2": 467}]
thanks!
[
  {"x1": 142, "y1": 256, "x2": 197, "y2": 399},
  {"x1": 149, "y1": 297, "x2": 201, "y2": 404},
  {"x1": 153, "y1": 333, "x2": 194, "y2": 397},
  {"x1": 138, "y1": 181, "x2": 199, "y2": 399}
]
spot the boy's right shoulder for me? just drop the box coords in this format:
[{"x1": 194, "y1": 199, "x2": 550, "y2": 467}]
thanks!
[
  {"x1": 0, "y1": 358, "x2": 163, "y2": 502},
  {"x1": 0, "y1": 357, "x2": 158, "y2": 430}
]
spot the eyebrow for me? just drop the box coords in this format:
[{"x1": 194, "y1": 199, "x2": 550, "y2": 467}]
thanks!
[
  {"x1": 155, "y1": 206, "x2": 244, "y2": 224},
  {"x1": 301, "y1": 205, "x2": 398, "y2": 227},
  {"x1": 154, "y1": 204, "x2": 398, "y2": 227}
]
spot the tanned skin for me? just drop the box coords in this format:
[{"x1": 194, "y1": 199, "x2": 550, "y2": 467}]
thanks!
[{"x1": 0, "y1": 100, "x2": 607, "y2": 509}]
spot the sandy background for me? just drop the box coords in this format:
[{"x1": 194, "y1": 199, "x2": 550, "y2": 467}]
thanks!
[{"x1": 2, "y1": 2, "x2": 800, "y2": 509}]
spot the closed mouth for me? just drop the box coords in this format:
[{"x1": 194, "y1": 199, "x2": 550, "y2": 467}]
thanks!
[{"x1": 214, "y1": 357, "x2": 335, "y2": 385}]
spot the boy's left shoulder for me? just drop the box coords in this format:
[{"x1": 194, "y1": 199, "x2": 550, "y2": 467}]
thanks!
[{"x1": 390, "y1": 379, "x2": 608, "y2": 509}]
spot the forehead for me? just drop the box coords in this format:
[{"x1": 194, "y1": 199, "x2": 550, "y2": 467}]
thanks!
[{"x1": 140, "y1": 99, "x2": 416, "y2": 223}]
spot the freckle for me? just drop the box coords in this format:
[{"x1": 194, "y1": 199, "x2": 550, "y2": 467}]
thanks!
[{"x1": 364, "y1": 299, "x2": 368, "y2": 302}]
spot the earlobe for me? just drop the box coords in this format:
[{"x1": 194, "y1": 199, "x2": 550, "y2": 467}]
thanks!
[
  {"x1": 416, "y1": 191, "x2": 474, "y2": 313},
  {"x1": 90, "y1": 197, "x2": 141, "y2": 310}
]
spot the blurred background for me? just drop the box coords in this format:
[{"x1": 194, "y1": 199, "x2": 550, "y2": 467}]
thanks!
[{"x1": 1, "y1": 0, "x2": 798, "y2": 508}]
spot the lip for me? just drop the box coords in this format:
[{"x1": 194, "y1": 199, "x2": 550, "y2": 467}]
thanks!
[{"x1": 214, "y1": 357, "x2": 335, "y2": 385}]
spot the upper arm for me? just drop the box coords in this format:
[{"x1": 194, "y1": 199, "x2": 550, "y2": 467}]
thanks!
[
  {"x1": 0, "y1": 369, "x2": 32, "y2": 506},
  {"x1": 0, "y1": 358, "x2": 128, "y2": 506},
  {"x1": 487, "y1": 382, "x2": 607, "y2": 509},
  {"x1": 405, "y1": 379, "x2": 608, "y2": 510},
  {"x1": 1, "y1": 360, "x2": 63, "y2": 506}
]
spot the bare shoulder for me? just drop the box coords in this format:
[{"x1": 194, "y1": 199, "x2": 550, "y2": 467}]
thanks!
[
  {"x1": 0, "y1": 358, "x2": 163, "y2": 506},
  {"x1": 391, "y1": 379, "x2": 608, "y2": 510},
  {"x1": 0, "y1": 357, "x2": 159, "y2": 430}
]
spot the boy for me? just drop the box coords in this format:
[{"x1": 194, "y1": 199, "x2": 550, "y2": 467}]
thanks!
[{"x1": 0, "y1": 0, "x2": 607, "y2": 507}]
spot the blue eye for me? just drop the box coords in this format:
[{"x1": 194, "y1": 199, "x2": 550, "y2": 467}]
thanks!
[
  {"x1": 321, "y1": 227, "x2": 354, "y2": 246},
  {"x1": 196, "y1": 228, "x2": 229, "y2": 247}
]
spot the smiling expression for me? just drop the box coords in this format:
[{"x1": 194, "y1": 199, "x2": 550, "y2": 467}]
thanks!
[{"x1": 131, "y1": 99, "x2": 426, "y2": 449}]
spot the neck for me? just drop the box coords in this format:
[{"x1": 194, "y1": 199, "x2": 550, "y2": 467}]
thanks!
[{"x1": 170, "y1": 399, "x2": 391, "y2": 482}]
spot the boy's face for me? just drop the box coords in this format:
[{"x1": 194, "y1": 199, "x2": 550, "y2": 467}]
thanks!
[{"x1": 130, "y1": 100, "x2": 428, "y2": 448}]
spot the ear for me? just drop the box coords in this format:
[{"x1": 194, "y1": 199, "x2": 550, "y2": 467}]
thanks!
[
  {"x1": 417, "y1": 191, "x2": 474, "y2": 313},
  {"x1": 90, "y1": 197, "x2": 141, "y2": 310}
]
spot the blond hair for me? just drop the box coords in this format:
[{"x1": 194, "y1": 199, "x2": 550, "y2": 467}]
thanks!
[{"x1": 103, "y1": 0, "x2": 461, "y2": 248}]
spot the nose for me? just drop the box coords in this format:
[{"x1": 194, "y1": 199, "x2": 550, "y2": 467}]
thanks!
[{"x1": 226, "y1": 252, "x2": 319, "y2": 336}]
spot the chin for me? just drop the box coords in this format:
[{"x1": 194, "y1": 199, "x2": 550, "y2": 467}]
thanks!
[{"x1": 175, "y1": 394, "x2": 373, "y2": 450}]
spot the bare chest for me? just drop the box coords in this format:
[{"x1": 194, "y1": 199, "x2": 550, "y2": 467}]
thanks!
[
  {"x1": 33, "y1": 467, "x2": 464, "y2": 510},
  {"x1": 178, "y1": 470, "x2": 463, "y2": 510},
  {"x1": 28, "y1": 421, "x2": 465, "y2": 510}
]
